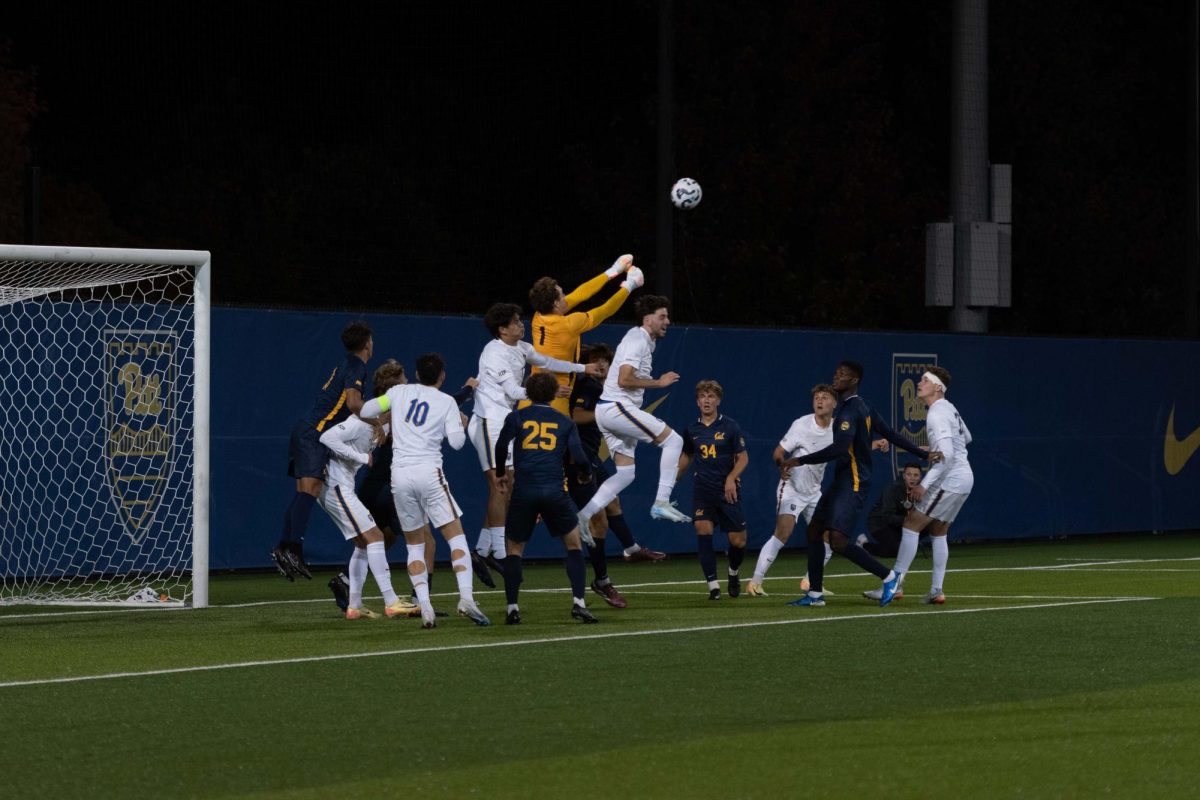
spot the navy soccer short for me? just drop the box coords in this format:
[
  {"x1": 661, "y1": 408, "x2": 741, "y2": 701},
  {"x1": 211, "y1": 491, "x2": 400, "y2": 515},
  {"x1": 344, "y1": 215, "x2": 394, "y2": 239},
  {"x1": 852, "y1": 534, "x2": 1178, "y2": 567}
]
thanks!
[
  {"x1": 360, "y1": 485, "x2": 401, "y2": 535},
  {"x1": 810, "y1": 483, "x2": 868, "y2": 535},
  {"x1": 287, "y1": 420, "x2": 328, "y2": 479},
  {"x1": 506, "y1": 487, "x2": 580, "y2": 543},
  {"x1": 566, "y1": 466, "x2": 598, "y2": 508},
  {"x1": 691, "y1": 487, "x2": 747, "y2": 533}
]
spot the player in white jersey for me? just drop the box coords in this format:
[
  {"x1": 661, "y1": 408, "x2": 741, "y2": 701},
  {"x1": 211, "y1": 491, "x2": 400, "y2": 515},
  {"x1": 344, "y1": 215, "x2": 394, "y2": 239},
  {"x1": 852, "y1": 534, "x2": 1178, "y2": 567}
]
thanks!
[
  {"x1": 747, "y1": 384, "x2": 837, "y2": 596},
  {"x1": 468, "y1": 302, "x2": 602, "y2": 586},
  {"x1": 884, "y1": 366, "x2": 972, "y2": 604},
  {"x1": 359, "y1": 352, "x2": 489, "y2": 628},
  {"x1": 318, "y1": 364, "x2": 418, "y2": 620},
  {"x1": 575, "y1": 294, "x2": 691, "y2": 530}
]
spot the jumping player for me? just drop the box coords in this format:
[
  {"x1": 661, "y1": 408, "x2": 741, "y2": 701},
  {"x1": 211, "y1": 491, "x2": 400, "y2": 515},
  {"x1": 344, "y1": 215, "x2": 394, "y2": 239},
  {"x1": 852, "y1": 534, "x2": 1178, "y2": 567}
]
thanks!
[{"x1": 276, "y1": 321, "x2": 373, "y2": 581}]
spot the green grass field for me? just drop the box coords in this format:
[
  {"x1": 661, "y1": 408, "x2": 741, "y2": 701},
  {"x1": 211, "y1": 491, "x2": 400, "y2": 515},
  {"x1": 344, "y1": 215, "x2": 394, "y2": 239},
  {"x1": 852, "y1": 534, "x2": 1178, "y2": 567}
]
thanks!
[{"x1": 3, "y1": 533, "x2": 1198, "y2": 799}]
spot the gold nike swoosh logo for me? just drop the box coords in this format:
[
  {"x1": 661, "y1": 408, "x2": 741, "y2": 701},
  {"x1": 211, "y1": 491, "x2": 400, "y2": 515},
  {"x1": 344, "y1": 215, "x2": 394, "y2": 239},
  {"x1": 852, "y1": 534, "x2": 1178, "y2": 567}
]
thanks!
[
  {"x1": 1164, "y1": 404, "x2": 1200, "y2": 475},
  {"x1": 598, "y1": 394, "x2": 670, "y2": 462}
]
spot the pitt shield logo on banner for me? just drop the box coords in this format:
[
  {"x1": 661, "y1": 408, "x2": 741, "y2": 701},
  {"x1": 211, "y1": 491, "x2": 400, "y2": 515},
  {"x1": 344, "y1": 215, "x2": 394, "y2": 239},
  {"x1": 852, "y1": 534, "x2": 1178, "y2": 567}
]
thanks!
[
  {"x1": 106, "y1": 331, "x2": 177, "y2": 543},
  {"x1": 891, "y1": 353, "x2": 937, "y2": 476}
]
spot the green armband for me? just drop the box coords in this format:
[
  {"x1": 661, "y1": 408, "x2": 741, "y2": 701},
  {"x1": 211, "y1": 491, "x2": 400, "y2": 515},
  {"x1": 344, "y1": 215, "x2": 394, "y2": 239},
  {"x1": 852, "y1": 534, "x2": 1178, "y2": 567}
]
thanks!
[{"x1": 376, "y1": 396, "x2": 390, "y2": 413}]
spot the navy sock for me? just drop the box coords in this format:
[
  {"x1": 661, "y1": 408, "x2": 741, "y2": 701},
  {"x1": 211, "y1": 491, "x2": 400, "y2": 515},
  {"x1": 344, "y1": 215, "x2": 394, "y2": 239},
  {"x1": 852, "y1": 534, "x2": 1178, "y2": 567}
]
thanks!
[
  {"x1": 589, "y1": 538, "x2": 609, "y2": 582},
  {"x1": 279, "y1": 496, "x2": 296, "y2": 548},
  {"x1": 288, "y1": 493, "x2": 317, "y2": 548},
  {"x1": 565, "y1": 548, "x2": 586, "y2": 600},
  {"x1": 503, "y1": 555, "x2": 523, "y2": 605},
  {"x1": 840, "y1": 542, "x2": 890, "y2": 579},
  {"x1": 806, "y1": 534, "x2": 825, "y2": 593},
  {"x1": 607, "y1": 513, "x2": 636, "y2": 549},
  {"x1": 697, "y1": 536, "x2": 717, "y2": 582},
  {"x1": 728, "y1": 544, "x2": 746, "y2": 574}
]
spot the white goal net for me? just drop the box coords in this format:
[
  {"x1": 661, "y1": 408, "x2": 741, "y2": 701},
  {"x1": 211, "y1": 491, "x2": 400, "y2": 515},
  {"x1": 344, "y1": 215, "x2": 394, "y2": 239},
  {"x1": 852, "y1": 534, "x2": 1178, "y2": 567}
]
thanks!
[{"x1": 0, "y1": 245, "x2": 210, "y2": 607}]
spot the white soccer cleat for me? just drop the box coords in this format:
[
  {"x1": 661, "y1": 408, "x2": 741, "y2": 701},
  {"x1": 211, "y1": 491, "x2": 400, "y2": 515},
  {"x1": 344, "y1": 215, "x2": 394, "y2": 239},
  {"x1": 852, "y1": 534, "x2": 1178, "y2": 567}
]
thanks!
[
  {"x1": 420, "y1": 607, "x2": 437, "y2": 629},
  {"x1": 862, "y1": 586, "x2": 903, "y2": 602},
  {"x1": 921, "y1": 588, "x2": 946, "y2": 605},
  {"x1": 650, "y1": 500, "x2": 691, "y2": 523}
]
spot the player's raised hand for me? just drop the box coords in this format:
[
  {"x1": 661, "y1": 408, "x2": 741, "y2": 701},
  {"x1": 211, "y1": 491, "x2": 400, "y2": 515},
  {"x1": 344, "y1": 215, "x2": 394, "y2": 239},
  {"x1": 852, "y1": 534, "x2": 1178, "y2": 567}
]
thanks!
[
  {"x1": 621, "y1": 266, "x2": 644, "y2": 292},
  {"x1": 656, "y1": 370, "x2": 680, "y2": 387},
  {"x1": 583, "y1": 362, "x2": 604, "y2": 378},
  {"x1": 872, "y1": 439, "x2": 890, "y2": 453},
  {"x1": 606, "y1": 254, "x2": 634, "y2": 278}
]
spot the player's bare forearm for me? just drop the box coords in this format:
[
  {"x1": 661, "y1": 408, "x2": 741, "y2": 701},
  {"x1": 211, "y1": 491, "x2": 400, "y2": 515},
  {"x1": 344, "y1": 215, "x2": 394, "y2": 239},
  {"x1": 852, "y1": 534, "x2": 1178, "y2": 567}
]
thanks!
[
  {"x1": 728, "y1": 451, "x2": 749, "y2": 483},
  {"x1": 344, "y1": 388, "x2": 364, "y2": 415}
]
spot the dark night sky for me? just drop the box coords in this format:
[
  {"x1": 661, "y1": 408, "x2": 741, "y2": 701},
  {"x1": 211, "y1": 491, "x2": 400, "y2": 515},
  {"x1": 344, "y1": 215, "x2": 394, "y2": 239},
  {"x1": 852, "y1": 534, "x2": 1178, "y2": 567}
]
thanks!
[{"x1": 2, "y1": 1, "x2": 1195, "y2": 337}]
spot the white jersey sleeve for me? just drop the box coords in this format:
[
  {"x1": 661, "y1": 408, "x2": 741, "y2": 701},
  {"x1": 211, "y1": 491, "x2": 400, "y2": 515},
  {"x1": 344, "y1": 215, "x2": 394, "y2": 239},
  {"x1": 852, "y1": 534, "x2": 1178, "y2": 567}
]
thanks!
[
  {"x1": 443, "y1": 397, "x2": 466, "y2": 450},
  {"x1": 319, "y1": 416, "x2": 374, "y2": 488},
  {"x1": 519, "y1": 340, "x2": 583, "y2": 374},
  {"x1": 474, "y1": 339, "x2": 527, "y2": 419}
]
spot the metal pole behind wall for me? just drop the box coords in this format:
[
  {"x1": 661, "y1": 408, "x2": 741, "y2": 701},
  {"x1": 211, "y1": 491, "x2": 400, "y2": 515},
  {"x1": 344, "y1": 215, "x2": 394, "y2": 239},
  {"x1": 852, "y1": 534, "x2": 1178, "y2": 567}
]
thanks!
[
  {"x1": 656, "y1": 0, "x2": 675, "y2": 299},
  {"x1": 1188, "y1": 0, "x2": 1199, "y2": 338},
  {"x1": 950, "y1": 0, "x2": 989, "y2": 333}
]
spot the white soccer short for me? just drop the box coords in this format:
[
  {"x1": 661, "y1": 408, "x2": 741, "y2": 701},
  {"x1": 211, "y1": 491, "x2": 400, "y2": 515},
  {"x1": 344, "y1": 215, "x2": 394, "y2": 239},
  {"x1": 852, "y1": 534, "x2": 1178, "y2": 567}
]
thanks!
[
  {"x1": 594, "y1": 401, "x2": 667, "y2": 459},
  {"x1": 775, "y1": 481, "x2": 819, "y2": 524},
  {"x1": 391, "y1": 465, "x2": 464, "y2": 532},
  {"x1": 915, "y1": 487, "x2": 970, "y2": 524},
  {"x1": 319, "y1": 482, "x2": 377, "y2": 541},
  {"x1": 467, "y1": 414, "x2": 514, "y2": 472}
]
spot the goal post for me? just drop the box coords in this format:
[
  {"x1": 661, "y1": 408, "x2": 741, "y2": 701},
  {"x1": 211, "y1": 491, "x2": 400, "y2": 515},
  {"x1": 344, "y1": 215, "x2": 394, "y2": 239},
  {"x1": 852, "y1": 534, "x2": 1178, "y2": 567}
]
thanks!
[{"x1": 0, "y1": 244, "x2": 210, "y2": 608}]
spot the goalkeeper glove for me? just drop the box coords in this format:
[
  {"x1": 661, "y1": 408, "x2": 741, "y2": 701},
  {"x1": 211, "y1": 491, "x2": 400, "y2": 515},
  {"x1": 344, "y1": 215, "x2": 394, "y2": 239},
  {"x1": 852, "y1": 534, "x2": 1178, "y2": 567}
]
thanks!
[
  {"x1": 605, "y1": 254, "x2": 634, "y2": 279},
  {"x1": 621, "y1": 266, "x2": 645, "y2": 292}
]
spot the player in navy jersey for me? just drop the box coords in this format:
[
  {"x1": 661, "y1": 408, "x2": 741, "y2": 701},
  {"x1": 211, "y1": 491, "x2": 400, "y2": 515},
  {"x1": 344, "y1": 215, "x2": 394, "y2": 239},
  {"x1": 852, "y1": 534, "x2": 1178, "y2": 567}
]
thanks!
[
  {"x1": 676, "y1": 381, "x2": 749, "y2": 599},
  {"x1": 781, "y1": 360, "x2": 934, "y2": 607},
  {"x1": 494, "y1": 373, "x2": 598, "y2": 624},
  {"x1": 568, "y1": 345, "x2": 667, "y2": 608},
  {"x1": 275, "y1": 321, "x2": 373, "y2": 581}
]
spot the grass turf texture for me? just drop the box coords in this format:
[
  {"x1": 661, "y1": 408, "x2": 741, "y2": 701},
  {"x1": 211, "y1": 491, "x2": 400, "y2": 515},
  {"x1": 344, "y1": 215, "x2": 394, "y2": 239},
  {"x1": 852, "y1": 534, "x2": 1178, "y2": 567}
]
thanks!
[{"x1": 2, "y1": 533, "x2": 1198, "y2": 799}]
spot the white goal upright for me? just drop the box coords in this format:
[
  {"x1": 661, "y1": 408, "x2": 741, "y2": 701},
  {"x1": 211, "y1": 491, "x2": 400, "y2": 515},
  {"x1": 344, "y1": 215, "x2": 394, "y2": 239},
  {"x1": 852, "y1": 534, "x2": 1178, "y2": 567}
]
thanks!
[{"x1": 0, "y1": 244, "x2": 210, "y2": 608}]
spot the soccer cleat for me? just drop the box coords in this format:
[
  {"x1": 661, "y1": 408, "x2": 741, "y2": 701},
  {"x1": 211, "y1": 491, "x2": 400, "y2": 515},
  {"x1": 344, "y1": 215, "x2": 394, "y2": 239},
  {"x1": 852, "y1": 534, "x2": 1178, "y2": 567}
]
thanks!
[
  {"x1": 571, "y1": 605, "x2": 599, "y2": 624},
  {"x1": 457, "y1": 600, "x2": 491, "y2": 627},
  {"x1": 271, "y1": 547, "x2": 296, "y2": 582},
  {"x1": 420, "y1": 608, "x2": 437, "y2": 629},
  {"x1": 862, "y1": 587, "x2": 904, "y2": 602},
  {"x1": 485, "y1": 553, "x2": 507, "y2": 576},
  {"x1": 283, "y1": 549, "x2": 312, "y2": 580},
  {"x1": 576, "y1": 512, "x2": 595, "y2": 547},
  {"x1": 328, "y1": 572, "x2": 350, "y2": 611},
  {"x1": 922, "y1": 588, "x2": 946, "y2": 605},
  {"x1": 728, "y1": 574, "x2": 741, "y2": 598},
  {"x1": 591, "y1": 580, "x2": 628, "y2": 609},
  {"x1": 650, "y1": 500, "x2": 692, "y2": 523},
  {"x1": 623, "y1": 546, "x2": 667, "y2": 562},
  {"x1": 708, "y1": 587, "x2": 722, "y2": 601},
  {"x1": 470, "y1": 550, "x2": 496, "y2": 588},
  {"x1": 786, "y1": 594, "x2": 825, "y2": 607},
  {"x1": 385, "y1": 598, "x2": 421, "y2": 618},
  {"x1": 879, "y1": 572, "x2": 902, "y2": 608},
  {"x1": 746, "y1": 581, "x2": 769, "y2": 597},
  {"x1": 345, "y1": 606, "x2": 379, "y2": 620},
  {"x1": 506, "y1": 608, "x2": 522, "y2": 625}
]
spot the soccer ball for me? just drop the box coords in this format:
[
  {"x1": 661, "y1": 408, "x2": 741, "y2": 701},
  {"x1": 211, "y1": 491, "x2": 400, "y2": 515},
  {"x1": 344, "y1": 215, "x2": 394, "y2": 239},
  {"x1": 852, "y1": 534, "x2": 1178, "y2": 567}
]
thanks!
[{"x1": 670, "y1": 178, "x2": 702, "y2": 210}]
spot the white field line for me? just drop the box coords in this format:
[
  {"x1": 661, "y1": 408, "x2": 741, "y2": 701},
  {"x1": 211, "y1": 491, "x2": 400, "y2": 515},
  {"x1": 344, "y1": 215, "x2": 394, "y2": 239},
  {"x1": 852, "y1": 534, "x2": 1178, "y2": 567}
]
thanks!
[
  {"x1": 1, "y1": 556, "x2": 1195, "y2": 621},
  {"x1": 0, "y1": 597, "x2": 1158, "y2": 690}
]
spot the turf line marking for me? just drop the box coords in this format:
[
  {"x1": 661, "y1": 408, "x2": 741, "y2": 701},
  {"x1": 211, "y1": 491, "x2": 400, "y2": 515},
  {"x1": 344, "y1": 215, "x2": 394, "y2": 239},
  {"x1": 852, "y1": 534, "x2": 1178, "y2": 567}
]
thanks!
[{"x1": 0, "y1": 597, "x2": 1157, "y2": 689}]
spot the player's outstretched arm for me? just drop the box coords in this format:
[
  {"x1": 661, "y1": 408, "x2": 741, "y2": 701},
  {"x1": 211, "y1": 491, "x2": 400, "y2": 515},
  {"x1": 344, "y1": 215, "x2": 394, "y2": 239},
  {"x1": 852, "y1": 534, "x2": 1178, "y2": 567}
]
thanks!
[
  {"x1": 784, "y1": 429, "x2": 851, "y2": 468},
  {"x1": 871, "y1": 412, "x2": 927, "y2": 456},
  {"x1": 319, "y1": 422, "x2": 371, "y2": 466},
  {"x1": 359, "y1": 394, "x2": 387, "y2": 420}
]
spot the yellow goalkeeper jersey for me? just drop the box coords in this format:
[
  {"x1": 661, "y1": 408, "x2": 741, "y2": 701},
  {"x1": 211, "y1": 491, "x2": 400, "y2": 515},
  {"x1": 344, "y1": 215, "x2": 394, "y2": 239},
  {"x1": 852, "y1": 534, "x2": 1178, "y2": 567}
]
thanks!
[{"x1": 528, "y1": 272, "x2": 630, "y2": 414}]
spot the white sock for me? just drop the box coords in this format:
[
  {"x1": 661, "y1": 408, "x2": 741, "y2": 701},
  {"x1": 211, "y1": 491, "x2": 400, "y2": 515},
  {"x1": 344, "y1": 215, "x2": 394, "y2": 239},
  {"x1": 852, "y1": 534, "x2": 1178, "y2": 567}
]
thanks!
[
  {"x1": 752, "y1": 536, "x2": 785, "y2": 583},
  {"x1": 447, "y1": 534, "x2": 475, "y2": 603},
  {"x1": 366, "y1": 541, "x2": 398, "y2": 606},
  {"x1": 823, "y1": 541, "x2": 833, "y2": 566},
  {"x1": 490, "y1": 527, "x2": 507, "y2": 559},
  {"x1": 348, "y1": 547, "x2": 368, "y2": 608},
  {"x1": 893, "y1": 528, "x2": 921, "y2": 575},
  {"x1": 582, "y1": 464, "x2": 635, "y2": 518},
  {"x1": 655, "y1": 431, "x2": 684, "y2": 503},
  {"x1": 507, "y1": 603, "x2": 519, "y2": 613},
  {"x1": 573, "y1": 596, "x2": 586, "y2": 608},
  {"x1": 407, "y1": 543, "x2": 431, "y2": 611},
  {"x1": 623, "y1": 543, "x2": 642, "y2": 556},
  {"x1": 476, "y1": 526, "x2": 492, "y2": 556},
  {"x1": 930, "y1": 536, "x2": 949, "y2": 591}
]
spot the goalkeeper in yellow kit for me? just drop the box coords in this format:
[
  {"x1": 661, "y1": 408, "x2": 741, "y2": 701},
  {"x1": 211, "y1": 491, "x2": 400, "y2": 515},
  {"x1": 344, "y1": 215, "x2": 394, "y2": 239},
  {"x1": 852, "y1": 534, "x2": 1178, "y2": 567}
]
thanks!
[{"x1": 526, "y1": 254, "x2": 644, "y2": 415}]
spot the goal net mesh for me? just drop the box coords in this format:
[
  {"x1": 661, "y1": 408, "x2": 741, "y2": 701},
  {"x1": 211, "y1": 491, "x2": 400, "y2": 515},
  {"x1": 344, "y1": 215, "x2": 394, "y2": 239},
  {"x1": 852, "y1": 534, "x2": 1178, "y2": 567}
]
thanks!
[{"x1": 0, "y1": 258, "x2": 196, "y2": 606}]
